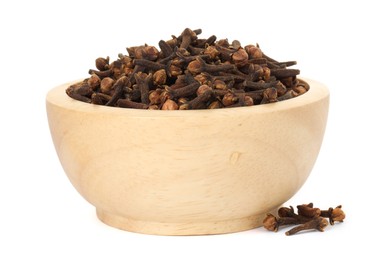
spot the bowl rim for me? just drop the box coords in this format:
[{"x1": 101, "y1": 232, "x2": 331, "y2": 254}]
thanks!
[{"x1": 46, "y1": 77, "x2": 329, "y2": 118}]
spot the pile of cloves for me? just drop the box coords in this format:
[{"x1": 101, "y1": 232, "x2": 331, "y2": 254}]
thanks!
[
  {"x1": 263, "y1": 203, "x2": 345, "y2": 236},
  {"x1": 66, "y1": 28, "x2": 309, "y2": 110}
]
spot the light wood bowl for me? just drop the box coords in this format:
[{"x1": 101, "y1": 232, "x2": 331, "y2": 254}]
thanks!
[{"x1": 46, "y1": 78, "x2": 329, "y2": 235}]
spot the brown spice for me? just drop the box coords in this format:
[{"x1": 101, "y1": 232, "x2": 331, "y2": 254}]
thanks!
[
  {"x1": 87, "y1": 74, "x2": 101, "y2": 90},
  {"x1": 100, "y1": 77, "x2": 115, "y2": 94},
  {"x1": 161, "y1": 99, "x2": 179, "y2": 110},
  {"x1": 320, "y1": 205, "x2": 346, "y2": 225},
  {"x1": 66, "y1": 28, "x2": 308, "y2": 109},
  {"x1": 152, "y1": 69, "x2": 167, "y2": 86},
  {"x1": 264, "y1": 203, "x2": 345, "y2": 236},
  {"x1": 297, "y1": 203, "x2": 321, "y2": 218},
  {"x1": 95, "y1": 57, "x2": 110, "y2": 71},
  {"x1": 285, "y1": 217, "x2": 329, "y2": 236},
  {"x1": 263, "y1": 214, "x2": 302, "y2": 232}
]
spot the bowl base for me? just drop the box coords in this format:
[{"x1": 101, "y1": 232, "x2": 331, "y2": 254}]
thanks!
[{"x1": 96, "y1": 208, "x2": 273, "y2": 235}]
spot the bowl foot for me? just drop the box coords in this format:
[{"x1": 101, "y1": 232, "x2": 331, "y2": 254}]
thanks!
[{"x1": 96, "y1": 208, "x2": 274, "y2": 235}]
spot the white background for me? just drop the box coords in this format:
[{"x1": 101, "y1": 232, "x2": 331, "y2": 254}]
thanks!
[{"x1": 1, "y1": 0, "x2": 388, "y2": 259}]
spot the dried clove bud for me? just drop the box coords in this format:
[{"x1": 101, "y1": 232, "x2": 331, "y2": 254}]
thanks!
[
  {"x1": 167, "y1": 82, "x2": 200, "y2": 98},
  {"x1": 100, "y1": 77, "x2": 115, "y2": 94},
  {"x1": 91, "y1": 93, "x2": 104, "y2": 105},
  {"x1": 243, "y1": 95, "x2": 254, "y2": 106},
  {"x1": 177, "y1": 97, "x2": 189, "y2": 106},
  {"x1": 168, "y1": 64, "x2": 182, "y2": 77},
  {"x1": 204, "y1": 45, "x2": 220, "y2": 59},
  {"x1": 142, "y1": 46, "x2": 159, "y2": 61},
  {"x1": 105, "y1": 75, "x2": 129, "y2": 106},
  {"x1": 179, "y1": 28, "x2": 197, "y2": 49},
  {"x1": 213, "y1": 79, "x2": 227, "y2": 90},
  {"x1": 262, "y1": 66, "x2": 271, "y2": 81},
  {"x1": 66, "y1": 28, "x2": 308, "y2": 110},
  {"x1": 117, "y1": 99, "x2": 148, "y2": 109},
  {"x1": 134, "y1": 72, "x2": 152, "y2": 105},
  {"x1": 196, "y1": 84, "x2": 212, "y2": 96},
  {"x1": 263, "y1": 214, "x2": 302, "y2": 232},
  {"x1": 245, "y1": 45, "x2": 262, "y2": 59},
  {"x1": 187, "y1": 57, "x2": 235, "y2": 74},
  {"x1": 87, "y1": 74, "x2": 101, "y2": 90},
  {"x1": 153, "y1": 69, "x2": 167, "y2": 85},
  {"x1": 222, "y1": 92, "x2": 238, "y2": 106},
  {"x1": 231, "y1": 48, "x2": 249, "y2": 67},
  {"x1": 208, "y1": 100, "x2": 222, "y2": 109},
  {"x1": 262, "y1": 214, "x2": 280, "y2": 232},
  {"x1": 148, "y1": 89, "x2": 162, "y2": 105},
  {"x1": 216, "y1": 38, "x2": 229, "y2": 48},
  {"x1": 161, "y1": 99, "x2": 179, "y2": 110},
  {"x1": 277, "y1": 89, "x2": 298, "y2": 101},
  {"x1": 285, "y1": 217, "x2": 329, "y2": 236},
  {"x1": 88, "y1": 68, "x2": 112, "y2": 78},
  {"x1": 262, "y1": 87, "x2": 278, "y2": 104},
  {"x1": 187, "y1": 89, "x2": 213, "y2": 109},
  {"x1": 271, "y1": 68, "x2": 300, "y2": 78},
  {"x1": 159, "y1": 40, "x2": 173, "y2": 58},
  {"x1": 293, "y1": 85, "x2": 308, "y2": 95},
  {"x1": 194, "y1": 73, "x2": 211, "y2": 85},
  {"x1": 320, "y1": 205, "x2": 346, "y2": 225},
  {"x1": 264, "y1": 203, "x2": 345, "y2": 236},
  {"x1": 297, "y1": 203, "x2": 321, "y2": 218},
  {"x1": 95, "y1": 57, "x2": 110, "y2": 71}
]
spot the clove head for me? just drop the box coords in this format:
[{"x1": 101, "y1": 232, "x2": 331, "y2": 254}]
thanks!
[
  {"x1": 162, "y1": 99, "x2": 179, "y2": 110},
  {"x1": 297, "y1": 203, "x2": 321, "y2": 218},
  {"x1": 204, "y1": 45, "x2": 220, "y2": 59},
  {"x1": 331, "y1": 205, "x2": 346, "y2": 224},
  {"x1": 278, "y1": 206, "x2": 295, "y2": 218},
  {"x1": 231, "y1": 48, "x2": 249, "y2": 67},
  {"x1": 153, "y1": 69, "x2": 167, "y2": 85},
  {"x1": 196, "y1": 84, "x2": 212, "y2": 96},
  {"x1": 100, "y1": 77, "x2": 115, "y2": 94},
  {"x1": 213, "y1": 79, "x2": 227, "y2": 90},
  {"x1": 168, "y1": 64, "x2": 182, "y2": 77},
  {"x1": 208, "y1": 100, "x2": 222, "y2": 109},
  {"x1": 87, "y1": 74, "x2": 101, "y2": 91},
  {"x1": 263, "y1": 87, "x2": 278, "y2": 103},
  {"x1": 216, "y1": 38, "x2": 229, "y2": 48},
  {"x1": 95, "y1": 56, "x2": 109, "y2": 71},
  {"x1": 244, "y1": 96, "x2": 254, "y2": 106},
  {"x1": 142, "y1": 46, "x2": 160, "y2": 61},
  {"x1": 148, "y1": 89, "x2": 162, "y2": 105},
  {"x1": 194, "y1": 73, "x2": 211, "y2": 85},
  {"x1": 245, "y1": 45, "x2": 263, "y2": 59},
  {"x1": 263, "y1": 214, "x2": 278, "y2": 232},
  {"x1": 187, "y1": 59, "x2": 202, "y2": 74},
  {"x1": 222, "y1": 92, "x2": 238, "y2": 106},
  {"x1": 177, "y1": 97, "x2": 189, "y2": 106}
]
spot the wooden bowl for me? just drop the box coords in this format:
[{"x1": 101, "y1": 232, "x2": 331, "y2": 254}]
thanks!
[{"x1": 46, "y1": 78, "x2": 329, "y2": 235}]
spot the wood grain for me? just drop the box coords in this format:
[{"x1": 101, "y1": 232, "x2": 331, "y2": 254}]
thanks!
[{"x1": 46, "y1": 78, "x2": 329, "y2": 235}]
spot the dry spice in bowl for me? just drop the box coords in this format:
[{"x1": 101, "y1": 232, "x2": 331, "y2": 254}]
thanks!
[
  {"x1": 47, "y1": 28, "x2": 330, "y2": 235},
  {"x1": 66, "y1": 28, "x2": 309, "y2": 110}
]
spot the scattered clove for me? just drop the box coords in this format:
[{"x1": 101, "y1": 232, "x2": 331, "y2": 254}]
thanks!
[
  {"x1": 263, "y1": 214, "x2": 303, "y2": 232},
  {"x1": 285, "y1": 217, "x2": 329, "y2": 236},
  {"x1": 263, "y1": 203, "x2": 345, "y2": 236},
  {"x1": 320, "y1": 205, "x2": 346, "y2": 225},
  {"x1": 66, "y1": 28, "x2": 308, "y2": 109},
  {"x1": 297, "y1": 203, "x2": 321, "y2": 218}
]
